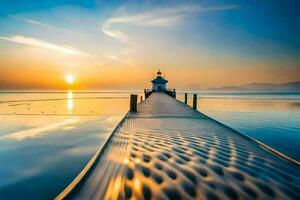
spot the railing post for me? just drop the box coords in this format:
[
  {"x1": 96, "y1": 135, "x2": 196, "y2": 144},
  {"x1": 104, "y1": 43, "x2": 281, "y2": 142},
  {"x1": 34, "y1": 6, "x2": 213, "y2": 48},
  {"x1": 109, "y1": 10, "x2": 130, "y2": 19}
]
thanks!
[
  {"x1": 184, "y1": 93, "x2": 187, "y2": 104},
  {"x1": 130, "y1": 94, "x2": 138, "y2": 112},
  {"x1": 193, "y1": 93, "x2": 197, "y2": 110}
]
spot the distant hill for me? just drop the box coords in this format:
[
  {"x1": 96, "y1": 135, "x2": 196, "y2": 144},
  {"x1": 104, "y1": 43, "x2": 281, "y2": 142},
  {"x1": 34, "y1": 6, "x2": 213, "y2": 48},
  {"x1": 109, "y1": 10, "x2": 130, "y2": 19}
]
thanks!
[{"x1": 209, "y1": 81, "x2": 300, "y2": 91}]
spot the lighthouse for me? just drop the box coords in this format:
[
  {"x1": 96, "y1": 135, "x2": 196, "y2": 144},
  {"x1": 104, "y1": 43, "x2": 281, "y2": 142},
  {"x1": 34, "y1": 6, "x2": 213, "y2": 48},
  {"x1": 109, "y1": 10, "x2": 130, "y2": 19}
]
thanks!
[
  {"x1": 144, "y1": 70, "x2": 176, "y2": 98},
  {"x1": 151, "y1": 70, "x2": 168, "y2": 92}
]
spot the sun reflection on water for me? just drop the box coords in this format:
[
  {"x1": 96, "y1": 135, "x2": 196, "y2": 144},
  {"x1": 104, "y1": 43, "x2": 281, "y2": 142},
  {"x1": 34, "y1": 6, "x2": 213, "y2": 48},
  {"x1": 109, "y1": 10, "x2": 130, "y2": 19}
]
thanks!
[{"x1": 67, "y1": 90, "x2": 73, "y2": 113}]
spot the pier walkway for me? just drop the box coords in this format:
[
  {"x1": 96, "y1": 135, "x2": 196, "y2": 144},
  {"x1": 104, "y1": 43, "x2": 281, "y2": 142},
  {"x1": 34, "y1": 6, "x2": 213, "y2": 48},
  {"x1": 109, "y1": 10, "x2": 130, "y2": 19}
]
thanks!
[{"x1": 57, "y1": 92, "x2": 300, "y2": 200}]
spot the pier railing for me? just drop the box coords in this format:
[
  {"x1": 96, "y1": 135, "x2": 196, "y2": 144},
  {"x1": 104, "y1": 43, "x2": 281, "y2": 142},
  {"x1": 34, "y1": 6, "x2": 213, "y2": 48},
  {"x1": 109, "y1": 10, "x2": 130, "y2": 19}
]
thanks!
[
  {"x1": 165, "y1": 88, "x2": 176, "y2": 98},
  {"x1": 144, "y1": 89, "x2": 153, "y2": 99},
  {"x1": 144, "y1": 88, "x2": 176, "y2": 98}
]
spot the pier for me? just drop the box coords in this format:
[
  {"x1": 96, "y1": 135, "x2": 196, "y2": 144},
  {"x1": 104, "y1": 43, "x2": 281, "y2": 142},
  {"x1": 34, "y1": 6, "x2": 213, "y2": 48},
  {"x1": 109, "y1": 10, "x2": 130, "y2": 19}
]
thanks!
[{"x1": 56, "y1": 92, "x2": 300, "y2": 200}]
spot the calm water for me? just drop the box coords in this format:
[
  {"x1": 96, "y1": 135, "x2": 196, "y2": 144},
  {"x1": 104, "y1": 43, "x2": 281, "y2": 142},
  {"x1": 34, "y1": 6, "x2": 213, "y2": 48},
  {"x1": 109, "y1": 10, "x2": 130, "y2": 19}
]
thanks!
[
  {"x1": 0, "y1": 91, "x2": 300, "y2": 199},
  {"x1": 178, "y1": 92, "x2": 300, "y2": 161},
  {"x1": 0, "y1": 91, "x2": 134, "y2": 199}
]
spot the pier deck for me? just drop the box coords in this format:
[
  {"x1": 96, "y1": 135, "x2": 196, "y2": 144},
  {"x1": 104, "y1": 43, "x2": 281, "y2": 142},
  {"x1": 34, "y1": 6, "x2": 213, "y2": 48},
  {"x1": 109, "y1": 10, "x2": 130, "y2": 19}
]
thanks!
[{"x1": 57, "y1": 92, "x2": 300, "y2": 200}]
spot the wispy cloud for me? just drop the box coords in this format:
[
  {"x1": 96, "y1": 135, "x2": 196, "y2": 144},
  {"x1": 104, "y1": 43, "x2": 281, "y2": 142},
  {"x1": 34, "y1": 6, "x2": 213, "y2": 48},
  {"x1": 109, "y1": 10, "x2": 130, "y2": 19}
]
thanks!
[
  {"x1": 0, "y1": 35, "x2": 90, "y2": 56},
  {"x1": 21, "y1": 18, "x2": 57, "y2": 30},
  {"x1": 102, "y1": 4, "x2": 240, "y2": 44},
  {"x1": 10, "y1": 15, "x2": 54, "y2": 29},
  {"x1": 107, "y1": 55, "x2": 136, "y2": 67}
]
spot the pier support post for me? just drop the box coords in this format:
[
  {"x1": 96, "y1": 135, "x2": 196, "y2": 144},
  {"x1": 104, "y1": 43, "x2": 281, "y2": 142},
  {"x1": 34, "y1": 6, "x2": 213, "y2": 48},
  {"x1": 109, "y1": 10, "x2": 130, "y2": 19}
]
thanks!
[
  {"x1": 193, "y1": 94, "x2": 197, "y2": 110},
  {"x1": 184, "y1": 93, "x2": 188, "y2": 104},
  {"x1": 130, "y1": 94, "x2": 138, "y2": 112}
]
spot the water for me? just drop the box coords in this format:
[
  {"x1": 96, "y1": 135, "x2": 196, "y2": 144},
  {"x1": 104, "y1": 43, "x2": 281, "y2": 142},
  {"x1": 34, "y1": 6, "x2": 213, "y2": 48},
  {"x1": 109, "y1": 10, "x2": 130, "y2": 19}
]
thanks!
[
  {"x1": 0, "y1": 91, "x2": 299, "y2": 199},
  {"x1": 0, "y1": 91, "x2": 137, "y2": 199},
  {"x1": 178, "y1": 92, "x2": 300, "y2": 161}
]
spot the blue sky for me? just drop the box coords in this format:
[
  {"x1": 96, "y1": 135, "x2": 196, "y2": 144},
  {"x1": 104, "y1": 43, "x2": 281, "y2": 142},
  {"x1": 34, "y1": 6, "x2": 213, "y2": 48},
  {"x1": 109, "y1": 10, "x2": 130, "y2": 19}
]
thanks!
[{"x1": 0, "y1": 0, "x2": 299, "y2": 89}]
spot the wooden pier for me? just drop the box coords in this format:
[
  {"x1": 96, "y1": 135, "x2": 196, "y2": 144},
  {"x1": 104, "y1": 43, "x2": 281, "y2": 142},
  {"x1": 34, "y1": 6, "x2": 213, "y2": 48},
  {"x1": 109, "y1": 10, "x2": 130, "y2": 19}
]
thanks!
[{"x1": 56, "y1": 92, "x2": 300, "y2": 200}]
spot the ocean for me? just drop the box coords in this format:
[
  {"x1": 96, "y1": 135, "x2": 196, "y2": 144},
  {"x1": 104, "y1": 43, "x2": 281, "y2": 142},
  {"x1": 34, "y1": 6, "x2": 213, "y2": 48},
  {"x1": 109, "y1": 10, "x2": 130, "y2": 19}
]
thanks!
[
  {"x1": 177, "y1": 92, "x2": 300, "y2": 161},
  {"x1": 0, "y1": 91, "x2": 299, "y2": 199}
]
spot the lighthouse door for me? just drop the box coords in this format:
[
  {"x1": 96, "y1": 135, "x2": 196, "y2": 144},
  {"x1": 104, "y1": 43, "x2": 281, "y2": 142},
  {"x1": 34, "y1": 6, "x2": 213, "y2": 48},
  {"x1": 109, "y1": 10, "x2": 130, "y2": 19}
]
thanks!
[{"x1": 157, "y1": 86, "x2": 162, "y2": 92}]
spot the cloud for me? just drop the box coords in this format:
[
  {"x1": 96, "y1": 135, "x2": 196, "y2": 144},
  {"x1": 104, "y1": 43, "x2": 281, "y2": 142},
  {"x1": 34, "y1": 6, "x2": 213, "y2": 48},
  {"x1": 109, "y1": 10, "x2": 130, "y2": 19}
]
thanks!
[
  {"x1": 107, "y1": 55, "x2": 136, "y2": 67},
  {"x1": 10, "y1": 15, "x2": 58, "y2": 30},
  {"x1": 21, "y1": 18, "x2": 57, "y2": 30},
  {"x1": 102, "y1": 27, "x2": 129, "y2": 44},
  {"x1": 0, "y1": 35, "x2": 90, "y2": 56},
  {"x1": 102, "y1": 4, "x2": 240, "y2": 44}
]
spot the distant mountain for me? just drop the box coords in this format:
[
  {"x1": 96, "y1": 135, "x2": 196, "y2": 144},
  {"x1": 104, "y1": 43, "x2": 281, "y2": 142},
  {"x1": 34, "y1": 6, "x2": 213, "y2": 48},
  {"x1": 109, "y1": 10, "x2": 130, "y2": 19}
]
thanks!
[
  {"x1": 210, "y1": 81, "x2": 300, "y2": 91},
  {"x1": 183, "y1": 84, "x2": 205, "y2": 91}
]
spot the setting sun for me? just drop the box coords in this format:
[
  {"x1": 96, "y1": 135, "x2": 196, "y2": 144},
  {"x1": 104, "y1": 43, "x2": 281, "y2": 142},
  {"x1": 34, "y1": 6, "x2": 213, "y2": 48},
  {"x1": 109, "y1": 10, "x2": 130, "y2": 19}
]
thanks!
[{"x1": 65, "y1": 74, "x2": 74, "y2": 84}]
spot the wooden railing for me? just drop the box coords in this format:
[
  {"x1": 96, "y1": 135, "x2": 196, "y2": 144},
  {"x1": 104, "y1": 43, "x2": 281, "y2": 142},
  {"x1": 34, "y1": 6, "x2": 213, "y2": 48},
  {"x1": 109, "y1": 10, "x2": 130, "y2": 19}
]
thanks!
[
  {"x1": 165, "y1": 88, "x2": 176, "y2": 98},
  {"x1": 144, "y1": 89, "x2": 153, "y2": 99},
  {"x1": 144, "y1": 88, "x2": 176, "y2": 98}
]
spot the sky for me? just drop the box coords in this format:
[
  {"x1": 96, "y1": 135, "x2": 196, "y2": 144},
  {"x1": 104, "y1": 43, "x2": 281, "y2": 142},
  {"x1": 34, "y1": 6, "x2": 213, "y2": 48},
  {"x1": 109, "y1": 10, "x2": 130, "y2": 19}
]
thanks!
[{"x1": 0, "y1": 0, "x2": 299, "y2": 90}]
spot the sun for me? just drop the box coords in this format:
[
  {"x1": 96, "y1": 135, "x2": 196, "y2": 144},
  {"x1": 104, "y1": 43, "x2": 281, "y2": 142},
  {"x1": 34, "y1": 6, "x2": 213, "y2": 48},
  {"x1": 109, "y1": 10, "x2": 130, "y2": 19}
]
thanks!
[{"x1": 65, "y1": 74, "x2": 74, "y2": 84}]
